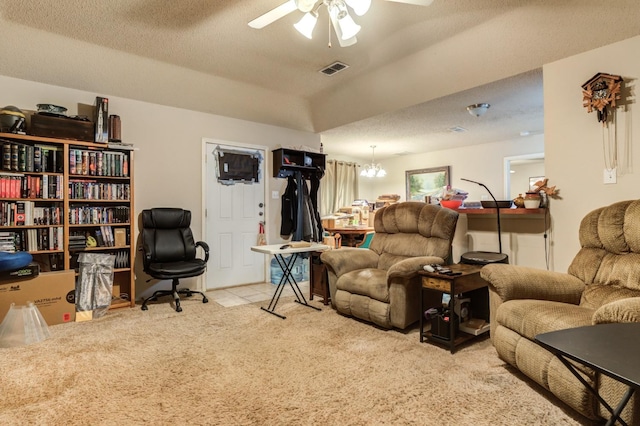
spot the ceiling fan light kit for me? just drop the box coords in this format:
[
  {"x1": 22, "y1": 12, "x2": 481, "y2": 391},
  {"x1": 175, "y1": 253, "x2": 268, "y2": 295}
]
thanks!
[
  {"x1": 251, "y1": 0, "x2": 432, "y2": 47},
  {"x1": 294, "y1": 11, "x2": 319, "y2": 39}
]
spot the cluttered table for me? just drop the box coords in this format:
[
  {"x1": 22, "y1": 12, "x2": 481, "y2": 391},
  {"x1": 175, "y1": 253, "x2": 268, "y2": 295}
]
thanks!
[{"x1": 324, "y1": 226, "x2": 374, "y2": 247}]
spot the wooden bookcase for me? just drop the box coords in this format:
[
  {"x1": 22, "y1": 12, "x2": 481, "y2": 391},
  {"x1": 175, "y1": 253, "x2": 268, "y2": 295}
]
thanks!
[{"x1": 0, "y1": 132, "x2": 135, "y2": 309}]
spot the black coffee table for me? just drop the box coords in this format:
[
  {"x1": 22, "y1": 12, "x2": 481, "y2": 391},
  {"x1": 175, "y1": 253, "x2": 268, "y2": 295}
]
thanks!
[{"x1": 535, "y1": 323, "x2": 640, "y2": 426}]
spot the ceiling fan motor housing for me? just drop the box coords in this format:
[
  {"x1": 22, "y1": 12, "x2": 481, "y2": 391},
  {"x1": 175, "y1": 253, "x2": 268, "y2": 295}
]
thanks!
[{"x1": 295, "y1": 0, "x2": 317, "y2": 13}]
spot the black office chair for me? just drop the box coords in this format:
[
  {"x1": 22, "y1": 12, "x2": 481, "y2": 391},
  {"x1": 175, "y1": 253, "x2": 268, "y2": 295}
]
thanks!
[{"x1": 140, "y1": 208, "x2": 209, "y2": 312}]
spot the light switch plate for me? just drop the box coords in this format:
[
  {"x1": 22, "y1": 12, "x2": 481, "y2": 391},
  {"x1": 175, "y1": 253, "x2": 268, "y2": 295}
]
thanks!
[{"x1": 603, "y1": 168, "x2": 617, "y2": 184}]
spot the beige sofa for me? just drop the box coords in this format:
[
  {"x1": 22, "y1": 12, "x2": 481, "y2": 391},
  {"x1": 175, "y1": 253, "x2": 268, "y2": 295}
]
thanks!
[
  {"x1": 481, "y1": 199, "x2": 640, "y2": 423},
  {"x1": 320, "y1": 202, "x2": 459, "y2": 329}
]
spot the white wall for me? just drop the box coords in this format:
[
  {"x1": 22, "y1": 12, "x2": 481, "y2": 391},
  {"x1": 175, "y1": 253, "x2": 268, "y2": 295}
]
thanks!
[
  {"x1": 0, "y1": 75, "x2": 320, "y2": 294},
  {"x1": 545, "y1": 35, "x2": 640, "y2": 271}
]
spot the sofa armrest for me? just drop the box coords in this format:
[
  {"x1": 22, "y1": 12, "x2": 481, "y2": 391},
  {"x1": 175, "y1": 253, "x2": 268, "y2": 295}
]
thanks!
[
  {"x1": 481, "y1": 264, "x2": 585, "y2": 304},
  {"x1": 386, "y1": 256, "x2": 445, "y2": 280},
  {"x1": 593, "y1": 297, "x2": 640, "y2": 324},
  {"x1": 320, "y1": 248, "x2": 379, "y2": 277}
]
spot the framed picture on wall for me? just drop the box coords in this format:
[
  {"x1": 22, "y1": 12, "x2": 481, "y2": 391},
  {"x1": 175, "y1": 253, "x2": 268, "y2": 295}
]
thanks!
[
  {"x1": 529, "y1": 176, "x2": 545, "y2": 190},
  {"x1": 406, "y1": 166, "x2": 450, "y2": 201}
]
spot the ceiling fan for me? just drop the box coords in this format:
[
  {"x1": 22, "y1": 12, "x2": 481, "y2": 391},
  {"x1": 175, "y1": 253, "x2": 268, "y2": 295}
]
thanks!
[{"x1": 249, "y1": 0, "x2": 434, "y2": 47}]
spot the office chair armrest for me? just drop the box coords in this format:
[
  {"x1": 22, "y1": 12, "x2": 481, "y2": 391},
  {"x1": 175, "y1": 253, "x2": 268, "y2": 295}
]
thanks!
[
  {"x1": 140, "y1": 242, "x2": 153, "y2": 270},
  {"x1": 196, "y1": 241, "x2": 210, "y2": 263}
]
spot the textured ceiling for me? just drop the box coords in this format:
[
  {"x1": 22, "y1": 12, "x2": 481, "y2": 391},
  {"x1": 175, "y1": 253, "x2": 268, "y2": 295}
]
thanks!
[{"x1": 1, "y1": 0, "x2": 640, "y2": 161}]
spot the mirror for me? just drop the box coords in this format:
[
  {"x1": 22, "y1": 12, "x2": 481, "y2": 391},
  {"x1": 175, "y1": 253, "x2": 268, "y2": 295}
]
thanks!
[{"x1": 504, "y1": 153, "x2": 545, "y2": 200}]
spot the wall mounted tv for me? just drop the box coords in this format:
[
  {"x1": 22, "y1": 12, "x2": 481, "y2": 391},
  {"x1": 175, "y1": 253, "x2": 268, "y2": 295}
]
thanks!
[{"x1": 215, "y1": 148, "x2": 261, "y2": 185}]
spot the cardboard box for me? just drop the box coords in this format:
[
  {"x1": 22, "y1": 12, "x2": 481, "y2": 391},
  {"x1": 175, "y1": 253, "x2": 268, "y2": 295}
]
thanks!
[{"x1": 0, "y1": 270, "x2": 76, "y2": 325}]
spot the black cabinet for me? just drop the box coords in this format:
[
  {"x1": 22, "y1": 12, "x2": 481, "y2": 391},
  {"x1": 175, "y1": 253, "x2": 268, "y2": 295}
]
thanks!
[{"x1": 272, "y1": 148, "x2": 325, "y2": 178}]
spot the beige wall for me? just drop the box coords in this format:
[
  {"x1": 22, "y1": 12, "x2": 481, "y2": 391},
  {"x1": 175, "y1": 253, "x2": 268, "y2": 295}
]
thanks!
[{"x1": 545, "y1": 35, "x2": 640, "y2": 271}]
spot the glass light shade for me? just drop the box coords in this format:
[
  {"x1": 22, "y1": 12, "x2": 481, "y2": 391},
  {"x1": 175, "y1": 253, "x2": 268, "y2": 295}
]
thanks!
[
  {"x1": 328, "y1": 4, "x2": 358, "y2": 46},
  {"x1": 345, "y1": 0, "x2": 371, "y2": 16},
  {"x1": 338, "y1": 14, "x2": 361, "y2": 40},
  {"x1": 360, "y1": 164, "x2": 385, "y2": 178},
  {"x1": 294, "y1": 12, "x2": 318, "y2": 39}
]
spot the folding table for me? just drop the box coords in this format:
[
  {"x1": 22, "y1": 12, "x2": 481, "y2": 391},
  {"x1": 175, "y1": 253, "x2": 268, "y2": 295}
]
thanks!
[{"x1": 251, "y1": 243, "x2": 329, "y2": 319}]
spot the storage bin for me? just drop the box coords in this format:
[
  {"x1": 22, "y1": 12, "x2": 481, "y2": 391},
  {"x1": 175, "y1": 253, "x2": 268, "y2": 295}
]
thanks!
[{"x1": 270, "y1": 255, "x2": 309, "y2": 284}]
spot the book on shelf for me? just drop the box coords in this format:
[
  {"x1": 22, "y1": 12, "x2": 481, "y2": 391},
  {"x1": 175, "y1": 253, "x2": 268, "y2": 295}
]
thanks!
[
  {"x1": 15, "y1": 201, "x2": 25, "y2": 226},
  {"x1": 10, "y1": 143, "x2": 18, "y2": 171},
  {"x1": 2, "y1": 143, "x2": 10, "y2": 170},
  {"x1": 114, "y1": 228, "x2": 127, "y2": 246},
  {"x1": 94, "y1": 228, "x2": 105, "y2": 247}
]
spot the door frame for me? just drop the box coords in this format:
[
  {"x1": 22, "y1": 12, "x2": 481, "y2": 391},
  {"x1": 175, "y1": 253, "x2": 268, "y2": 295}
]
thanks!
[{"x1": 201, "y1": 138, "x2": 270, "y2": 289}]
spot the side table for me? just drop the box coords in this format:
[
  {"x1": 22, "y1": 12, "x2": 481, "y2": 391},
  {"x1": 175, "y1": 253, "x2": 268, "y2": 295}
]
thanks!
[
  {"x1": 309, "y1": 252, "x2": 330, "y2": 305},
  {"x1": 419, "y1": 263, "x2": 490, "y2": 353},
  {"x1": 536, "y1": 323, "x2": 640, "y2": 426}
]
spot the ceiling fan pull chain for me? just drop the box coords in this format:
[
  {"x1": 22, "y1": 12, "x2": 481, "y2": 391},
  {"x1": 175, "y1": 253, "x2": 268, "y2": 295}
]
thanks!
[{"x1": 328, "y1": 14, "x2": 332, "y2": 48}]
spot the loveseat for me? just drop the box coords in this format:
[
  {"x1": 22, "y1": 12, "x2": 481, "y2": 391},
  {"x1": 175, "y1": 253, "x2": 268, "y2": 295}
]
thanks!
[
  {"x1": 320, "y1": 202, "x2": 458, "y2": 329},
  {"x1": 481, "y1": 199, "x2": 640, "y2": 423}
]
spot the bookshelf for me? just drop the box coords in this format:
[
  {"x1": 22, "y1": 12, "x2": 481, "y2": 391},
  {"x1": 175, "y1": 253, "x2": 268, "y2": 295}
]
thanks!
[{"x1": 0, "y1": 132, "x2": 135, "y2": 309}]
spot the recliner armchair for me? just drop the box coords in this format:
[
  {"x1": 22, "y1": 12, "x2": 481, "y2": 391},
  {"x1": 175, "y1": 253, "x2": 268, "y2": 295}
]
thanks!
[
  {"x1": 481, "y1": 199, "x2": 640, "y2": 423},
  {"x1": 320, "y1": 202, "x2": 459, "y2": 329},
  {"x1": 140, "y1": 208, "x2": 209, "y2": 312}
]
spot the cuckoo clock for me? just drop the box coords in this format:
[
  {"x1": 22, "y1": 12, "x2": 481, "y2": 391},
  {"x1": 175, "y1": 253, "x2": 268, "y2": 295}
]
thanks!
[{"x1": 581, "y1": 73, "x2": 623, "y2": 124}]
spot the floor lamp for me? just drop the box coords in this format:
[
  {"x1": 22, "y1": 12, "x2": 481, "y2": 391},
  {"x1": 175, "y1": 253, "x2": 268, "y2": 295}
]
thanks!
[{"x1": 459, "y1": 178, "x2": 509, "y2": 265}]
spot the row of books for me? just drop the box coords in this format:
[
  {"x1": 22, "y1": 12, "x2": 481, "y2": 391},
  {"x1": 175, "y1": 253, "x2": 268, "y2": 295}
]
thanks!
[
  {"x1": 68, "y1": 205, "x2": 130, "y2": 225},
  {"x1": 0, "y1": 227, "x2": 64, "y2": 252},
  {"x1": 70, "y1": 226, "x2": 128, "y2": 248},
  {"x1": 0, "y1": 201, "x2": 62, "y2": 226},
  {"x1": 1, "y1": 141, "x2": 64, "y2": 174},
  {"x1": 69, "y1": 149, "x2": 129, "y2": 178},
  {"x1": 68, "y1": 181, "x2": 130, "y2": 201},
  {"x1": 0, "y1": 174, "x2": 64, "y2": 199}
]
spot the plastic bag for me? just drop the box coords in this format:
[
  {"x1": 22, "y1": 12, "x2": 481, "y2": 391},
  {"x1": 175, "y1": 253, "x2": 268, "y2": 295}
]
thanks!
[{"x1": 76, "y1": 253, "x2": 115, "y2": 321}]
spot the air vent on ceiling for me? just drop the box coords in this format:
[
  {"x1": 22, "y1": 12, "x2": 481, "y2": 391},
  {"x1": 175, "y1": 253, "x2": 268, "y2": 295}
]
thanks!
[
  {"x1": 319, "y1": 61, "x2": 350, "y2": 76},
  {"x1": 448, "y1": 126, "x2": 467, "y2": 133}
]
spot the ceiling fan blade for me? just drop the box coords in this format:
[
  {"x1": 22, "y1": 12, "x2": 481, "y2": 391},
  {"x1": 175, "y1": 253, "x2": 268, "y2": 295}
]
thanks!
[
  {"x1": 383, "y1": 0, "x2": 434, "y2": 6},
  {"x1": 248, "y1": 0, "x2": 298, "y2": 29}
]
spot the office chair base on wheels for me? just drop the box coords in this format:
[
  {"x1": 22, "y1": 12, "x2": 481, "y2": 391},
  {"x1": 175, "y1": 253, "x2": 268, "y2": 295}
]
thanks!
[{"x1": 141, "y1": 278, "x2": 209, "y2": 312}]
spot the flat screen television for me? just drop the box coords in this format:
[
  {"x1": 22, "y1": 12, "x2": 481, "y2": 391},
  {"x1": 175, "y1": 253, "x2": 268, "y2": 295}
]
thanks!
[{"x1": 215, "y1": 149, "x2": 260, "y2": 185}]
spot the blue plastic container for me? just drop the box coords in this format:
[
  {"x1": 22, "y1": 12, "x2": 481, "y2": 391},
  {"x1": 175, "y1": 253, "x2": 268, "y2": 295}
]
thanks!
[{"x1": 270, "y1": 255, "x2": 309, "y2": 284}]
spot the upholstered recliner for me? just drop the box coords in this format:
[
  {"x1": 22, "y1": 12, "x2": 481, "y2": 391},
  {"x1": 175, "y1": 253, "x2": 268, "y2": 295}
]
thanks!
[
  {"x1": 481, "y1": 199, "x2": 640, "y2": 424},
  {"x1": 320, "y1": 202, "x2": 459, "y2": 329}
]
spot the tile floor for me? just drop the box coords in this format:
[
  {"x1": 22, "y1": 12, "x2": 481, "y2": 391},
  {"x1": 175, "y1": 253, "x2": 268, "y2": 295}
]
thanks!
[{"x1": 207, "y1": 281, "x2": 311, "y2": 307}]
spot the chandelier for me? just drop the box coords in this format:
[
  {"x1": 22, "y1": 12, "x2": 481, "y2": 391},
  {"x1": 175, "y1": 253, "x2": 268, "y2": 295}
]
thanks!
[
  {"x1": 294, "y1": 0, "x2": 371, "y2": 47},
  {"x1": 360, "y1": 145, "x2": 386, "y2": 178}
]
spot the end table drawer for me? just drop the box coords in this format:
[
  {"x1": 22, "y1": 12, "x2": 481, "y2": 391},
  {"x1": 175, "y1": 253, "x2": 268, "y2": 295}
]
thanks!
[{"x1": 422, "y1": 277, "x2": 451, "y2": 292}]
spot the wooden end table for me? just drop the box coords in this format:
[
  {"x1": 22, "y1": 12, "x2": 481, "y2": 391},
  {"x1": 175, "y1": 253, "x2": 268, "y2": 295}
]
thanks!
[
  {"x1": 309, "y1": 251, "x2": 330, "y2": 305},
  {"x1": 419, "y1": 263, "x2": 490, "y2": 353}
]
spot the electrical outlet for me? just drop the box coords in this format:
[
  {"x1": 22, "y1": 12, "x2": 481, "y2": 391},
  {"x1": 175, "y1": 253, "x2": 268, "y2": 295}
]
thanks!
[
  {"x1": 603, "y1": 168, "x2": 617, "y2": 184},
  {"x1": 272, "y1": 190, "x2": 279, "y2": 199}
]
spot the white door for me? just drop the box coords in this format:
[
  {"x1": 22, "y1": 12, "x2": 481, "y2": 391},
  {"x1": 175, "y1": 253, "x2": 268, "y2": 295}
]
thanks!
[{"x1": 204, "y1": 140, "x2": 266, "y2": 289}]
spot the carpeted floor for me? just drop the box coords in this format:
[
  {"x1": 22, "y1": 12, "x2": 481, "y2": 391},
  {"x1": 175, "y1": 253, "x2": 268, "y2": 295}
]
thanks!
[{"x1": 0, "y1": 297, "x2": 595, "y2": 425}]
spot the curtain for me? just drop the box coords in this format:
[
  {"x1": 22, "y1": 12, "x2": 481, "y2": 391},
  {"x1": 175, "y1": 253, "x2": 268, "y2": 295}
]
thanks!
[{"x1": 320, "y1": 160, "x2": 359, "y2": 217}]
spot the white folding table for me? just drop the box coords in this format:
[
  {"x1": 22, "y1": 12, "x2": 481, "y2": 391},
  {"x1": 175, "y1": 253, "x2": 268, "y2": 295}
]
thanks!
[{"x1": 251, "y1": 243, "x2": 330, "y2": 319}]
